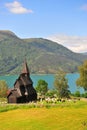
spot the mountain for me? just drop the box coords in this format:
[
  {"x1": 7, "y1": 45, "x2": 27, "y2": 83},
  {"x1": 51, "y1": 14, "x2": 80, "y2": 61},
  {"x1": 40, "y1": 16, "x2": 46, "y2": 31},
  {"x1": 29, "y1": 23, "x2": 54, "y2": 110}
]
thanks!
[
  {"x1": 0, "y1": 30, "x2": 87, "y2": 75},
  {"x1": 83, "y1": 52, "x2": 87, "y2": 55}
]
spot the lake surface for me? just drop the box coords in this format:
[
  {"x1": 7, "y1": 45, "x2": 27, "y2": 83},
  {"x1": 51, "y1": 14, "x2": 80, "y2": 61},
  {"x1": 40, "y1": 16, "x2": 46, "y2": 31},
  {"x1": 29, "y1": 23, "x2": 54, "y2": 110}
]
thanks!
[{"x1": 0, "y1": 73, "x2": 84, "y2": 93}]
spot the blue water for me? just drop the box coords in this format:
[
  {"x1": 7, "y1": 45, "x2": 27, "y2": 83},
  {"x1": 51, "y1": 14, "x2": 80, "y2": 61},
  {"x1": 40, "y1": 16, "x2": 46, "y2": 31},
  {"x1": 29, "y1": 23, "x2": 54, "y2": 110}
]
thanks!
[{"x1": 0, "y1": 73, "x2": 84, "y2": 93}]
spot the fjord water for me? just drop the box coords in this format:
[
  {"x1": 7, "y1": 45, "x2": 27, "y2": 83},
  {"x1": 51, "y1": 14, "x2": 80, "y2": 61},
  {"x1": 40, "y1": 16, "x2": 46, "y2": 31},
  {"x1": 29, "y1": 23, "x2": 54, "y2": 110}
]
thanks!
[{"x1": 0, "y1": 73, "x2": 84, "y2": 93}]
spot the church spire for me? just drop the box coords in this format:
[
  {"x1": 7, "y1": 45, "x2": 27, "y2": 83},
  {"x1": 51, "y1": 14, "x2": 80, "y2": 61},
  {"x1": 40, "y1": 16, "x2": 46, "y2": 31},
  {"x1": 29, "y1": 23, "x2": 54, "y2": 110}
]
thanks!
[{"x1": 21, "y1": 60, "x2": 30, "y2": 75}]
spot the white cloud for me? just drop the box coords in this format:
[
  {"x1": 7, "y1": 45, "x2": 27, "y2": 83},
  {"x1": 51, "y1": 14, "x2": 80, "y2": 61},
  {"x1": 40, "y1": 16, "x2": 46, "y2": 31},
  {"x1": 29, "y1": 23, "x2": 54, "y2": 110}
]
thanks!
[
  {"x1": 5, "y1": 1, "x2": 33, "y2": 14},
  {"x1": 47, "y1": 35, "x2": 87, "y2": 53},
  {"x1": 81, "y1": 4, "x2": 87, "y2": 11}
]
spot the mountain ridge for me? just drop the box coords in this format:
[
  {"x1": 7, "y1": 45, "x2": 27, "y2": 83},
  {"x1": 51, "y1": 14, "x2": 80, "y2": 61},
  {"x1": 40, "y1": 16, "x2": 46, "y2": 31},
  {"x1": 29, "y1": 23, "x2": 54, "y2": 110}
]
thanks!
[{"x1": 0, "y1": 30, "x2": 87, "y2": 75}]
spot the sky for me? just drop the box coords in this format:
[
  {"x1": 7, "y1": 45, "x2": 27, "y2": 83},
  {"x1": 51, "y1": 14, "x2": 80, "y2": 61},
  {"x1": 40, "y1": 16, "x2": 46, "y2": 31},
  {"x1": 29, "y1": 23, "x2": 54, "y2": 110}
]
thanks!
[{"x1": 0, "y1": 0, "x2": 87, "y2": 53}]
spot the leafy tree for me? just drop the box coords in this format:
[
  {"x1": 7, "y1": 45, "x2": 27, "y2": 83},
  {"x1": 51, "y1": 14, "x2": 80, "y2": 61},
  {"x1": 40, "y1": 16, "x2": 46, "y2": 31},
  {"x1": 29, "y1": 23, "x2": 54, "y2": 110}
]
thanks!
[
  {"x1": 35, "y1": 79, "x2": 48, "y2": 95},
  {"x1": 0, "y1": 80, "x2": 8, "y2": 98},
  {"x1": 54, "y1": 71, "x2": 70, "y2": 98},
  {"x1": 76, "y1": 60, "x2": 87, "y2": 91}
]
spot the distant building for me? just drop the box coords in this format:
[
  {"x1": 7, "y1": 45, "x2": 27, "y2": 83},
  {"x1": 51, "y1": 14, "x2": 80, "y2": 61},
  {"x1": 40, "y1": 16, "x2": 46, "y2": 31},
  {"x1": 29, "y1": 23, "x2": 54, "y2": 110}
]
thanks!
[{"x1": 7, "y1": 60, "x2": 37, "y2": 103}]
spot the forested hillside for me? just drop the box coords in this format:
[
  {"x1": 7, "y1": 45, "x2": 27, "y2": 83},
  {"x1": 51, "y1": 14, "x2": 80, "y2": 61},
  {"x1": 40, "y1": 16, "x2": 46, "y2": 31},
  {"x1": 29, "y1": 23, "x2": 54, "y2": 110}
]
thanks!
[{"x1": 0, "y1": 30, "x2": 87, "y2": 75}]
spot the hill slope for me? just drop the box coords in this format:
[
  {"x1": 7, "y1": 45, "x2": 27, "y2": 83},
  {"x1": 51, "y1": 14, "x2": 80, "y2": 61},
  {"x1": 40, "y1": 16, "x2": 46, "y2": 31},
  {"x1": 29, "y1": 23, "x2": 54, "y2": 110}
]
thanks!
[{"x1": 0, "y1": 30, "x2": 87, "y2": 74}]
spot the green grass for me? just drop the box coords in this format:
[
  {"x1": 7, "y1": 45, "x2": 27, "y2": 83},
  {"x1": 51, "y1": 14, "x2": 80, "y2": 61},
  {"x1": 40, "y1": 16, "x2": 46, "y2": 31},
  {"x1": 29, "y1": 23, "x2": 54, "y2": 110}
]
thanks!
[{"x1": 0, "y1": 100, "x2": 87, "y2": 130}]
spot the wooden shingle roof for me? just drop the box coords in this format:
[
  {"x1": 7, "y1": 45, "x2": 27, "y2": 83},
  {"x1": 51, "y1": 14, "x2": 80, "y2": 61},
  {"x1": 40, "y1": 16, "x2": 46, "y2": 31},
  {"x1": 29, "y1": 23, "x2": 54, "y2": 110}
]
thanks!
[{"x1": 21, "y1": 60, "x2": 30, "y2": 75}]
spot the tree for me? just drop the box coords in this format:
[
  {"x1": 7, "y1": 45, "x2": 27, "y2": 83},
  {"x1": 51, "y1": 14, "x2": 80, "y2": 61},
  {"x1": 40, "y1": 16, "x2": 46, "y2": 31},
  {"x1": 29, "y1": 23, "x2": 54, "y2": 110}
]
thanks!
[
  {"x1": 35, "y1": 79, "x2": 48, "y2": 95},
  {"x1": 76, "y1": 60, "x2": 87, "y2": 91},
  {"x1": 54, "y1": 71, "x2": 70, "y2": 98},
  {"x1": 0, "y1": 80, "x2": 8, "y2": 98}
]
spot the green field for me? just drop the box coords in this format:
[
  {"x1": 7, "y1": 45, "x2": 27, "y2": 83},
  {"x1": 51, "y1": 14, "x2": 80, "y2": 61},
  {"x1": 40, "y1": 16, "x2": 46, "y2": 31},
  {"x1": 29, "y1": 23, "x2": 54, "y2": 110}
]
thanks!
[{"x1": 0, "y1": 101, "x2": 87, "y2": 130}]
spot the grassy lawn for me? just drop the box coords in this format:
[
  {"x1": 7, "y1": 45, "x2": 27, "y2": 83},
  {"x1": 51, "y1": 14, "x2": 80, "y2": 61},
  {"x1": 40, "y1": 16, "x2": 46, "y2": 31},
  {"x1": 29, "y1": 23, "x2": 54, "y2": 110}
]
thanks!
[{"x1": 0, "y1": 101, "x2": 87, "y2": 130}]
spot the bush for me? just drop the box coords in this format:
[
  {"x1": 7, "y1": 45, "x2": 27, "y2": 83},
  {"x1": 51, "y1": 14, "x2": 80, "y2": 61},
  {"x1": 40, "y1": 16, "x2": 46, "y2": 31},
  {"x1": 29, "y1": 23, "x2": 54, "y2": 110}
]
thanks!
[
  {"x1": 81, "y1": 92, "x2": 87, "y2": 98},
  {"x1": 74, "y1": 91, "x2": 81, "y2": 97},
  {"x1": 45, "y1": 89, "x2": 58, "y2": 98}
]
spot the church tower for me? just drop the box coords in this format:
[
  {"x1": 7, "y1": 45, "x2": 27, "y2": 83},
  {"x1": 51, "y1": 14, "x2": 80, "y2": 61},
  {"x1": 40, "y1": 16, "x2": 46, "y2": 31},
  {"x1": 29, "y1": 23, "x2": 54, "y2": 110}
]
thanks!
[{"x1": 21, "y1": 60, "x2": 30, "y2": 76}]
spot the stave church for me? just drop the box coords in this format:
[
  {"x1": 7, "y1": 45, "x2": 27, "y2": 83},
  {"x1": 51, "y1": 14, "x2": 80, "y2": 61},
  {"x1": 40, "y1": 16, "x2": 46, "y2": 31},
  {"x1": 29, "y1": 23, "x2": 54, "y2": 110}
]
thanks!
[{"x1": 7, "y1": 60, "x2": 37, "y2": 103}]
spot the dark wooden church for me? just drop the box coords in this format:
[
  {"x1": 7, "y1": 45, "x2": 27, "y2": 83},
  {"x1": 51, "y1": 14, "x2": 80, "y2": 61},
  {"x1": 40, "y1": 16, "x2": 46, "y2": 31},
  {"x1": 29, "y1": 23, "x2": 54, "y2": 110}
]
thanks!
[{"x1": 7, "y1": 61, "x2": 37, "y2": 103}]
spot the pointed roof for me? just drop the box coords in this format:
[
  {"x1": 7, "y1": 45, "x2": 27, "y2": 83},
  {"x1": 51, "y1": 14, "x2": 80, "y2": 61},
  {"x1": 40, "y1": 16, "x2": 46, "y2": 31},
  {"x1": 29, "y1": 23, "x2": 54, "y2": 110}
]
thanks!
[{"x1": 21, "y1": 60, "x2": 30, "y2": 75}]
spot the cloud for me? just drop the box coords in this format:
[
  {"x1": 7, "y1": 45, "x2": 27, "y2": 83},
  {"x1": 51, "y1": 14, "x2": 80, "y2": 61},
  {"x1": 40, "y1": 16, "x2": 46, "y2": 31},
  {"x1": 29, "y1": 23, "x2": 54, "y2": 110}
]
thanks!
[
  {"x1": 5, "y1": 1, "x2": 33, "y2": 14},
  {"x1": 81, "y1": 4, "x2": 87, "y2": 11},
  {"x1": 47, "y1": 35, "x2": 87, "y2": 53}
]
